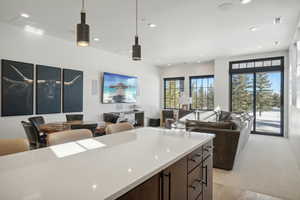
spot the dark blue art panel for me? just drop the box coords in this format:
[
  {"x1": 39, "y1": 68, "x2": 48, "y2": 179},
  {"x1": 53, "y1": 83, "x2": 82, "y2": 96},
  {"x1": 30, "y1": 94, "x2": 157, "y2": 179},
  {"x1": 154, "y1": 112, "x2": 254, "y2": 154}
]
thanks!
[
  {"x1": 63, "y1": 69, "x2": 83, "y2": 113},
  {"x1": 36, "y1": 65, "x2": 61, "y2": 114},
  {"x1": 1, "y1": 60, "x2": 34, "y2": 116}
]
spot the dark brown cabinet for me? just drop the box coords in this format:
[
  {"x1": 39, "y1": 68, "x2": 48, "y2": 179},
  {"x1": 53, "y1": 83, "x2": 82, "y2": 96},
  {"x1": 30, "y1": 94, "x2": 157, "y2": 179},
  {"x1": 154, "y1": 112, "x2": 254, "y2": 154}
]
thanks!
[
  {"x1": 162, "y1": 157, "x2": 188, "y2": 200},
  {"x1": 117, "y1": 174, "x2": 161, "y2": 200},
  {"x1": 202, "y1": 155, "x2": 213, "y2": 200},
  {"x1": 188, "y1": 164, "x2": 203, "y2": 200},
  {"x1": 117, "y1": 140, "x2": 213, "y2": 200}
]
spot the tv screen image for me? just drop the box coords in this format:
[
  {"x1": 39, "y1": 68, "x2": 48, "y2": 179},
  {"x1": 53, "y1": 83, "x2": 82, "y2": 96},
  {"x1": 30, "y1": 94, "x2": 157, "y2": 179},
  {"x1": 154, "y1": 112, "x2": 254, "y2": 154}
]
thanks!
[{"x1": 102, "y1": 72, "x2": 138, "y2": 104}]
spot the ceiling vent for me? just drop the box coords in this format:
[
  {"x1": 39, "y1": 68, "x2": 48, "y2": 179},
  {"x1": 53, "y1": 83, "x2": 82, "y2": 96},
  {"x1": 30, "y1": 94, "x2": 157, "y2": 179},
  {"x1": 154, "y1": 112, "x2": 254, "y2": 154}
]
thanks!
[{"x1": 218, "y1": 2, "x2": 234, "y2": 11}]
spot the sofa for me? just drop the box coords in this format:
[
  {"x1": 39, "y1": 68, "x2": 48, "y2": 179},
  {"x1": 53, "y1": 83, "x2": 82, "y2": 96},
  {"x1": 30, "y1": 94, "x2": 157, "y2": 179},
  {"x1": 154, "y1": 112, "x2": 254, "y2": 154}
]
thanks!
[
  {"x1": 185, "y1": 111, "x2": 253, "y2": 170},
  {"x1": 161, "y1": 110, "x2": 253, "y2": 170}
]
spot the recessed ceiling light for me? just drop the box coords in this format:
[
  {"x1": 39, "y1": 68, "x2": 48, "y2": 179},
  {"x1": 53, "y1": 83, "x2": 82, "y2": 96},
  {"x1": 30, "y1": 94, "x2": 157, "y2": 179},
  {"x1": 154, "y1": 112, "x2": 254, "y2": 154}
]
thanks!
[
  {"x1": 258, "y1": 45, "x2": 263, "y2": 49},
  {"x1": 274, "y1": 41, "x2": 280, "y2": 46},
  {"x1": 148, "y1": 23, "x2": 157, "y2": 28},
  {"x1": 274, "y1": 17, "x2": 281, "y2": 24},
  {"x1": 24, "y1": 25, "x2": 44, "y2": 35},
  {"x1": 20, "y1": 13, "x2": 30, "y2": 18},
  {"x1": 167, "y1": 64, "x2": 172, "y2": 66},
  {"x1": 249, "y1": 26, "x2": 258, "y2": 32},
  {"x1": 240, "y1": 0, "x2": 252, "y2": 5},
  {"x1": 93, "y1": 38, "x2": 100, "y2": 42}
]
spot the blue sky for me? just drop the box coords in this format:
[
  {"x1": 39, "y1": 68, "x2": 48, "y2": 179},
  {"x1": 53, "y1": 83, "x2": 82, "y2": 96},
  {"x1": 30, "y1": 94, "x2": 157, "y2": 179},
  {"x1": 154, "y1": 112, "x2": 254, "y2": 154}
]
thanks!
[{"x1": 268, "y1": 72, "x2": 281, "y2": 93}]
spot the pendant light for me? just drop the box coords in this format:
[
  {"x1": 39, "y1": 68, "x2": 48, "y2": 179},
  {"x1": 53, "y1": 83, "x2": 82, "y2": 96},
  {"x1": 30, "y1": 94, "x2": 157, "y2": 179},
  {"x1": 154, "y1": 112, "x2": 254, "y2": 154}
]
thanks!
[
  {"x1": 77, "y1": 0, "x2": 90, "y2": 47},
  {"x1": 132, "y1": 0, "x2": 141, "y2": 61}
]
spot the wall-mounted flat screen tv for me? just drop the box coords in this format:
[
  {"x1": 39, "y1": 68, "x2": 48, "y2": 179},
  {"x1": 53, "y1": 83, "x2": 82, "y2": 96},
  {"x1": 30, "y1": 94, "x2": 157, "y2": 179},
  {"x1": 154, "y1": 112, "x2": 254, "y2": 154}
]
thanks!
[{"x1": 102, "y1": 72, "x2": 138, "y2": 104}]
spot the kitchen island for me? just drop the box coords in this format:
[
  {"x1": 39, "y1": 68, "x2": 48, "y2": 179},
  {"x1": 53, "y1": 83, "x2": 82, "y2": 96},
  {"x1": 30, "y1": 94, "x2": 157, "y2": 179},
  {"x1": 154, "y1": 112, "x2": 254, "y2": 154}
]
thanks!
[{"x1": 0, "y1": 127, "x2": 214, "y2": 200}]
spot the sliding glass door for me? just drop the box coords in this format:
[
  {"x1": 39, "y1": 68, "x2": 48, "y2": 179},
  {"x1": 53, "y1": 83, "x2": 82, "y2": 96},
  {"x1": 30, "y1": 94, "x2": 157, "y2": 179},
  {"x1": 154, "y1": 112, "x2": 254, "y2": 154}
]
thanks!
[
  {"x1": 230, "y1": 57, "x2": 284, "y2": 136},
  {"x1": 255, "y1": 71, "x2": 282, "y2": 134}
]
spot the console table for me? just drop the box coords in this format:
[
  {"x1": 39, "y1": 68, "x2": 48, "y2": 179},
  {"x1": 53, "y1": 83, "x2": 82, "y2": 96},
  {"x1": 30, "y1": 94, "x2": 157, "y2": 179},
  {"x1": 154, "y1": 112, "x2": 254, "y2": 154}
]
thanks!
[{"x1": 103, "y1": 111, "x2": 144, "y2": 127}]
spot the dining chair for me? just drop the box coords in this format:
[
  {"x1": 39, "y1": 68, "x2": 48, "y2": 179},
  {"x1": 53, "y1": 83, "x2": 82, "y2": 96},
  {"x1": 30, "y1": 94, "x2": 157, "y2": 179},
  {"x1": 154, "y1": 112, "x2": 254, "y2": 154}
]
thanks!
[
  {"x1": 66, "y1": 114, "x2": 84, "y2": 122},
  {"x1": 71, "y1": 123, "x2": 98, "y2": 136},
  {"x1": 21, "y1": 121, "x2": 39, "y2": 149},
  {"x1": 28, "y1": 116, "x2": 45, "y2": 133},
  {"x1": 0, "y1": 139, "x2": 29, "y2": 156},
  {"x1": 105, "y1": 122, "x2": 134, "y2": 134},
  {"x1": 47, "y1": 129, "x2": 93, "y2": 146}
]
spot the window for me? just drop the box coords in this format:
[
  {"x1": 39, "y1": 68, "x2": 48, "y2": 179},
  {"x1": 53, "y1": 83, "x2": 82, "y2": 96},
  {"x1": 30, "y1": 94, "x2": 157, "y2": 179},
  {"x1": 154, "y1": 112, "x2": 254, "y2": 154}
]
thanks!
[
  {"x1": 230, "y1": 58, "x2": 282, "y2": 70},
  {"x1": 190, "y1": 76, "x2": 214, "y2": 110},
  {"x1": 229, "y1": 57, "x2": 284, "y2": 136},
  {"x1": 164, "y1": 77, "x2": 184, "y2": 109}
]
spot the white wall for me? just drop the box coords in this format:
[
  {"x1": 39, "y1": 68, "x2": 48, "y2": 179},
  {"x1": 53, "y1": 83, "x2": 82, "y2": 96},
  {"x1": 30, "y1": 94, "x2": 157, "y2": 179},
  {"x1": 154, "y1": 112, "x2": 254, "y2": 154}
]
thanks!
[
  {"x1": 214, "y1": 50, "x2": 290, "y2": 137},
  {"x1": 0, "y1": 22, "x2": 160, "y2": 139},
  {"x1": 288, "y1": 25, "x2": 300, "y2": 168},
  {"x1": 159, "y1": 61, "x2": 214, "y2": 108}
]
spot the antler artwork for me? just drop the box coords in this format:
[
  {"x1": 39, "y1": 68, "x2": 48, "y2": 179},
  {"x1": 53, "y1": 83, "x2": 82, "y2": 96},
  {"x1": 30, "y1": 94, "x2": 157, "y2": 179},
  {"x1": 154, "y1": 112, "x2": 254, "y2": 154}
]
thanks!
[
  {"x1": 64, "y1": 75, "x2": 81, "y2": 86},
  {"x1": 2, "y1": 64, "x2": 33, "y2": 110},
  {"x1": 2, "y1": 64, "x2": 33, "y2": 90}
]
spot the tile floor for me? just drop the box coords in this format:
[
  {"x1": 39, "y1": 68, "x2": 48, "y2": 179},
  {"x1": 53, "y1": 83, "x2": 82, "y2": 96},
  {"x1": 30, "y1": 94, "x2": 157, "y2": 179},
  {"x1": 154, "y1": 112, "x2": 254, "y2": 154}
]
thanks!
[{"x1": 213, "y1": 183, "x2": 287, "y2": 200}]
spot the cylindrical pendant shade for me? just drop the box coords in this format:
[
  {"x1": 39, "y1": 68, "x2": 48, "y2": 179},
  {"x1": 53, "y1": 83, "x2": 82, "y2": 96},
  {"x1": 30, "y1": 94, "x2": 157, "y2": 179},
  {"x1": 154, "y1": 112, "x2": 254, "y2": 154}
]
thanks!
[
  {"x1": 77, "y1": 12, "x2": 90, "y2": 47},
  {"x1": 132, "y1": 36, "x2": 141, "y2": 61}
]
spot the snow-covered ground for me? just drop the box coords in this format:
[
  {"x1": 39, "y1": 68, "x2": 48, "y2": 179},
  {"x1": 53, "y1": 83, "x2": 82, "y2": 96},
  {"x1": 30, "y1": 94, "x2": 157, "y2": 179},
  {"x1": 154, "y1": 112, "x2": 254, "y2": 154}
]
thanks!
[{"x1": 250, "y1": 109, "x2": 281, "y2": 134}]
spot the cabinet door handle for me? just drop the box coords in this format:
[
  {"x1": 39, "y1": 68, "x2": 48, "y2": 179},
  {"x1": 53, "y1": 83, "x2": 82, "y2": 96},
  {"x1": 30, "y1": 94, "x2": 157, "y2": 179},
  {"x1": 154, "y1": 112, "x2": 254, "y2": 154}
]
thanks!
[
  {"x1": 168, "y1": 173, "x2": 171, "y2": 200},
  {"x1": 189, "y1": 184, "x2": 197, "y2": 190},
  {"x1": 161, "y1": 172, "x2": 171, "y2": 200},
  {"x1": 160, "y1": 173, "x2": 163, "y2": 200},
  {"x1": 189, "y1": 179, "x2": 202, "y2": 190},
  {"x1": 189, "y1": 153, "x2": 202, "y2": 162},
  {"x1": 204, "y1": 145, "x2": 214, "y2": 152},
  {"x1": 202, "y1": 165, "x2": 208, "y2": 186}
]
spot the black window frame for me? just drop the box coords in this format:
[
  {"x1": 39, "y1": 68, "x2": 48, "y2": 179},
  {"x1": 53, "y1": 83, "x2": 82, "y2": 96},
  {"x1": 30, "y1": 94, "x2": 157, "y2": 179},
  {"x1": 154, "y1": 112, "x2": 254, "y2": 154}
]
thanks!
[
  {"x1": 229, "y1": 56, "x2": 284, "y2": 137},
  {"x1": 163, "y1": 77, "x2": 185, "y2": 109},
  {"x1": 189, "y1": 75, "x2": 215, "y2": 111}
]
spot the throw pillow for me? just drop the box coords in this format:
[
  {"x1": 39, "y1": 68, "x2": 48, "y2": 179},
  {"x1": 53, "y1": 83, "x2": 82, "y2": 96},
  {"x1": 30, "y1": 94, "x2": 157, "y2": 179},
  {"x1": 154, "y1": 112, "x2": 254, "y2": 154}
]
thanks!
[
  {"x1": 219, "y1": 111, "x2": 232, "y2": 121},
  {"x1": 178, "y1": 113, "x2": 196, "y2": 123},
  {"x1": 199, "y1": 111, "x2": 217, "y2": 122}
]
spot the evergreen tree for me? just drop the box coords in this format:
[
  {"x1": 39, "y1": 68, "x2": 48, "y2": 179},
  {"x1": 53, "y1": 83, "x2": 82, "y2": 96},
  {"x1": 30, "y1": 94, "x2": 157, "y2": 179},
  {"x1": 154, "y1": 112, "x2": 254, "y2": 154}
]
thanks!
[
  {"x1": 207, "y1": 87, "x2": 214, "y2": 110},
  {"x1": 198, "y1": 87, "x2": 205, "y2": 110},
  {"x1": 232, "y1": 74, "x2": 252, "y2": 113},
  {"x1": 271, "y1": 92, "x2": 281, "y2": 108},
  {"x1": 256, "y1": 72, "x2": 273, "y2": 116}
]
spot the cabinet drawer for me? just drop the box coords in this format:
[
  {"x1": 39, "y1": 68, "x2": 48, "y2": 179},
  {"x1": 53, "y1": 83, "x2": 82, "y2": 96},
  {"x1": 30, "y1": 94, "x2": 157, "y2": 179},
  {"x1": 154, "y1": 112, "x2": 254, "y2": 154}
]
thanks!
[
  {"x1": 188, "y1": 147, "x2": 202, "y2": 172},
  {"x1": 188, "y1": 165, "x2": 203, "y2": 200},
  {"x1": 202, "y1": 141, "x2": 213, "y2": 160}
]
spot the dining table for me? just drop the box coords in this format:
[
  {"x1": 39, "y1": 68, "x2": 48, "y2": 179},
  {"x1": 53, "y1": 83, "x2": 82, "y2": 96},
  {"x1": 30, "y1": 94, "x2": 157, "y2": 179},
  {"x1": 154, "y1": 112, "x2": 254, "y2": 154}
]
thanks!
[{"x1": 39, "y1": 121, "x2": 108, "y2": 135}]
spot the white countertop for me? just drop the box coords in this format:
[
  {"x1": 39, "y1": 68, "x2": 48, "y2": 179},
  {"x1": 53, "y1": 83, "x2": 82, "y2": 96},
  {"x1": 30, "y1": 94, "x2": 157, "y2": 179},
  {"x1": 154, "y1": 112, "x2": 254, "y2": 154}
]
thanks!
[{"x1": 0, "y1": 127, "x2": 214, "y2": 200}]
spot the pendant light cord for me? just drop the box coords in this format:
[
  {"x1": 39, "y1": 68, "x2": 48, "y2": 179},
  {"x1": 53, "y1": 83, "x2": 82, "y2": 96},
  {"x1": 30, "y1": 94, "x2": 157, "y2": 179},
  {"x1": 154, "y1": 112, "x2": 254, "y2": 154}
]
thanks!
[
  {"x1": 82, "y1": 0, "x2": 86, "y2": 12},
  {"x1": 136, "y1": 0, "x2": 138, "y2": 36}
]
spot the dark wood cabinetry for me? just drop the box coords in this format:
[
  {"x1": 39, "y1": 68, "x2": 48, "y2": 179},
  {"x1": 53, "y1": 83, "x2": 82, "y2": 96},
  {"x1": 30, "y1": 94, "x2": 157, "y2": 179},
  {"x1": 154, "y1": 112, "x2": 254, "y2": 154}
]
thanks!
[
  {"x1": 202, "y1": 142, "x2": 213, "y2": 200},
  {"x1": 117, "y1": 174, "x2": 161, "y2": 200},
  {"x1": 162, "y1": 157, "x2": 188, "y2": 200},
  {"x1": 117, "y1": 140, "x2": 213, "y2": 200},
  {"x1": 188, "y1": 164, "x2": 203, "y2": 200}
]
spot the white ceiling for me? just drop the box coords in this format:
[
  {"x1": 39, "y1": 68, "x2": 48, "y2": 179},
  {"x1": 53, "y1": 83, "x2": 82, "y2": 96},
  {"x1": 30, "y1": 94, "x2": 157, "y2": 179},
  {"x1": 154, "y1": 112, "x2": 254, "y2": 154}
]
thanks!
[{"x1": 0, "y1": 0, "x2": 299, "y2": 67}]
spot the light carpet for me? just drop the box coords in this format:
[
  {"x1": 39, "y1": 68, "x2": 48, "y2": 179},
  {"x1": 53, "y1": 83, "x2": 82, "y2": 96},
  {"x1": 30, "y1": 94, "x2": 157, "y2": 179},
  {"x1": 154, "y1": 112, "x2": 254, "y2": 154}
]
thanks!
[{"x1": 213, "y1": 134, "x2": 300, "y2": 200}]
